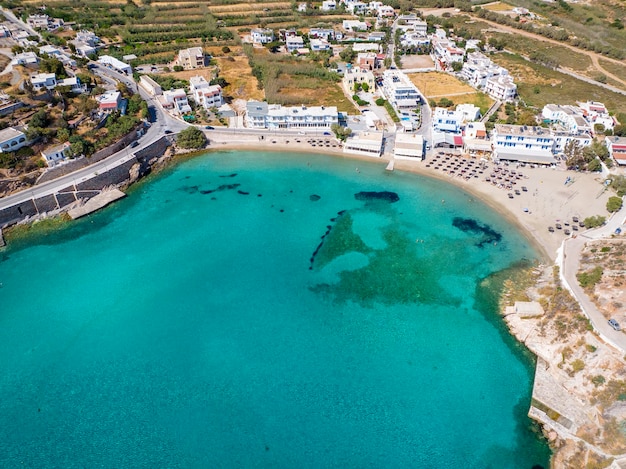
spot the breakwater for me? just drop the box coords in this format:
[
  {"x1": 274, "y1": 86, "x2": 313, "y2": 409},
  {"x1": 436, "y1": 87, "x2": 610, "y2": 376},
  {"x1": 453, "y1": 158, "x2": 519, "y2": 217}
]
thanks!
[{"x1": 0, "y1": 136, "x2": 171, "y2": 229}]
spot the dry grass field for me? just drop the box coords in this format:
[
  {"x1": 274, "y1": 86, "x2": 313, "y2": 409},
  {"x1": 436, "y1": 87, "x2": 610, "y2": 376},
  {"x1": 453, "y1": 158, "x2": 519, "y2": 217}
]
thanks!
[
  {"x1": 482, "y1": 2, "x2": 516, "y2": 11},
  {"x1": 408, "y1": 72, "x2": 475, "y2": 96},
  {"x1": 215, "y1": 56, "x2": 264, "y2": 101},
  {"x1": 407, "y1": 72, "x2": 494, "y2": 113}
]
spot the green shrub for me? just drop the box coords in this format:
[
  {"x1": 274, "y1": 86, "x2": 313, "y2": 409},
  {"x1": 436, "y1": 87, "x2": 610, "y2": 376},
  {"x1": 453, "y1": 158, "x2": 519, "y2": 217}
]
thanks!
[
  {"x1": 176, "y1": 126, "x2": 206, "y2": 149},
  {"x1": 577, "y1": 266, "x2": 603, "y2": 289},
  {"x1": 607, "y1": 196, "x2": 623, "y2": 213}
]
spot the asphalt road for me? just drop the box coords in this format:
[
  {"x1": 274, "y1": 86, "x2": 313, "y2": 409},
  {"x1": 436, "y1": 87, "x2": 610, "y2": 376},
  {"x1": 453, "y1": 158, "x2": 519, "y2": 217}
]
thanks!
[
  {"x1": 560, "y1": 199, "x2": 626, "y2": 352},
  {"x1": 0, "y1": 65, "x2": 187, "y2": 211}
]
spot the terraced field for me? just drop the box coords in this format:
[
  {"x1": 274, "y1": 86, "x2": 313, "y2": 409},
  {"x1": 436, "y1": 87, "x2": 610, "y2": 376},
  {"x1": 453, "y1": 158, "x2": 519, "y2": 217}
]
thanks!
[{"x1": 17, "y1": 0, "x2": 349, "y2": 64}]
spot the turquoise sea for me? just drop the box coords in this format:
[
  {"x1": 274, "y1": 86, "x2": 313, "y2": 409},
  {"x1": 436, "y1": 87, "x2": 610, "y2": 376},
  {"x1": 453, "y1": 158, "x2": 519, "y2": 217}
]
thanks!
[{"x1": 0, "y1": 151, "x2": 550, "y2": 468}]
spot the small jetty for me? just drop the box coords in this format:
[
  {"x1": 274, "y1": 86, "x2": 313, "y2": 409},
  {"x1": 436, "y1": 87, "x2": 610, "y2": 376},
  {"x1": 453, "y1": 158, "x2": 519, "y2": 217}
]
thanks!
[
  {"x1": 385, "y1": 159, "x2": 395, "y2": 171},
  {"x1": 68, "y1": 188, "x2": 126, "y2": 220}
]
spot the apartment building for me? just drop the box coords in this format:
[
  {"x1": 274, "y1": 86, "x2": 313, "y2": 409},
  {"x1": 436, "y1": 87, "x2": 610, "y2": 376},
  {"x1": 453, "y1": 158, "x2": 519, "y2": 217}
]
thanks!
[
  {"x1": 492, "y1": 124, "x2": 556, "y2": 164},
  {"x1": 245, "y1": 101, "x2": 338, "y2": 130},
  {"x1": 190, "y1": 76, "x2": 223, "y2": 109},
  {"x1": 177, "y1": 47, "x2": 206, "y2": 70}
]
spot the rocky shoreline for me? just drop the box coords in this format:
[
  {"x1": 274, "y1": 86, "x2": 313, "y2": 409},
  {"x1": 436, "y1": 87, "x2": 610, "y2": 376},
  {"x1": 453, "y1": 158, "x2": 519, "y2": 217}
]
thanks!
[{"x1": 501, "y1": 261, "x2": 626, "y2": 468}]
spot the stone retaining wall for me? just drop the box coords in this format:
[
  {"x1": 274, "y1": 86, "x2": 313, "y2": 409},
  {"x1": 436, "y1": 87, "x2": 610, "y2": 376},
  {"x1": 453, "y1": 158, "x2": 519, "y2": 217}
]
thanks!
[{"x1": 0, "y1": 136, "x2": 172, "y2": 230}]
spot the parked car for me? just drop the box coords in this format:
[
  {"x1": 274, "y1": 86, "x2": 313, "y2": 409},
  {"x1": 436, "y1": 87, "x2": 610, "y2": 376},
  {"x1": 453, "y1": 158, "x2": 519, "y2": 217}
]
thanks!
[
  {"x1": 609, "y1": 319, "x2": 621, "y2": 331},
  {"x1": 323, "y1": 131, "x2": 332, "y2": 136},
  {"x1": 164, "y1": 130, "x2": 172, "y2": 134},
  {"x1": 130, "y1": 141, "x2": 139, "y2": 148},
  {"x1": 205, "y1": 126, "x2": 214, "y2": 130}
]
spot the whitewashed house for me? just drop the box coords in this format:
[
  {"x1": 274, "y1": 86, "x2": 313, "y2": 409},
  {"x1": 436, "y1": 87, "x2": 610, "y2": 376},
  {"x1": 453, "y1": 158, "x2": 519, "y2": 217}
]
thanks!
[
  {"x1": 30, "y1": 73, "x2": 57, "y2": 91},
  {"x1": 190, "y1": 76, "x2": 223, "y2": 109},
  {"x1": 41, "y1": 142, "x2": 71, "y2": 167},
  {"x1": 161, "y1": 89, "x2": 191, "y2": 114},
  {"x1": 251, "y1": 28, "x2": 275, "y2": 44},
  {"x1": 286, "y1": 36, "x2": 305, "y2": 53},
  {"x1": 310, "y1": 39, "x2": 331, "y2": 52},
  {"x1": 0, "y1": 127, "x2": 27, "y2": 153}
]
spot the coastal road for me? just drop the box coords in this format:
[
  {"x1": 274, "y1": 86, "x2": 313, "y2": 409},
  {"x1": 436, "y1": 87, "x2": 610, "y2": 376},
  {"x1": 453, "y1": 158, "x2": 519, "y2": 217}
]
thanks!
[
  {"x1": 560, "y1": 198, "x2": 626, "y2": 353},
  {"x1": 0, "y1": 67, "x2": 188, "y2": 211}
]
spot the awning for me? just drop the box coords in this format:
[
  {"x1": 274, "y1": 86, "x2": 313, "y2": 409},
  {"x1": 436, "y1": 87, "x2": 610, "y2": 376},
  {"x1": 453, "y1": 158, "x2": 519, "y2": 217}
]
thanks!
[
  {"x1": 453, "y1": 135, "x2": 463, "y2": 146},
  {"x1": 495, "y1": 151, "x2": 556, "y2": 165}
]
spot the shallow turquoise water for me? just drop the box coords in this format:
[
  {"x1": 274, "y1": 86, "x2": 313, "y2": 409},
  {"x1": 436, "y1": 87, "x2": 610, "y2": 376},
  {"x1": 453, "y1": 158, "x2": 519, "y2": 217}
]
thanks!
[{"x1": 0, "y1": 151, "x2": 550, "y2": 468}]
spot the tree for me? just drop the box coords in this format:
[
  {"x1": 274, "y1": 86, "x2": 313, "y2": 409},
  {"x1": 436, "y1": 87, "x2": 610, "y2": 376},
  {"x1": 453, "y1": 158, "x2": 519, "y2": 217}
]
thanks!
[
  {"x1": 451, "y1": 61, "x2": 463, "y2": 72},
  {"x1": 30, "y1": 109, "x2": 49, "y2": 128},
  {"x1": 339, "y1": 46, "x2": 357, "y2": 63},
  {"x1": 331, "y1": 124, "x2": 351, "y2": 141},
  {"x1": 607, "y1": 196, "x2": 623, "y2": 213},
  {"x1": 222, "y1": 46, "x2": 231, "y2": 54},
  {"x1": 177, "y1": 127, "x2": 207, "y2": 149},
  {"x1": 361, "y1": 83, "x2": 369, "y2": 92},
  {"x1": 610, "y1": 175, "x2": 626, "y2": 197},
  {"x1": 583, "y1": 215, "x2": 606, "y2": 228}
]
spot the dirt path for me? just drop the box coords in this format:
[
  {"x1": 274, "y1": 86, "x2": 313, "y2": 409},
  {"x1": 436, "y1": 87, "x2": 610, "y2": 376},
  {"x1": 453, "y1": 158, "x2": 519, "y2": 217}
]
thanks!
[
  {"x1": 472, "y1": 16, "x2": 626, "y2": 90},
  {"x1": 421, "y1": 8, "x2": 626, "y2": 90}
]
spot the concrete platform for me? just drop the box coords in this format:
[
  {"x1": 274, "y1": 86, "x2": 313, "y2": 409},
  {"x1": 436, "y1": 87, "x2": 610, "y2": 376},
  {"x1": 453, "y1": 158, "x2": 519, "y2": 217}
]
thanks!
[{"x1": 68, "y1": 188, "x2": 126, "y2": 220}]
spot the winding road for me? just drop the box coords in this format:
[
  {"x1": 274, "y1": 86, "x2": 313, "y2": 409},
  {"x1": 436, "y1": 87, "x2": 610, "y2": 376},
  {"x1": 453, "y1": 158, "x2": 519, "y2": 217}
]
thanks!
[{"x1": 559, "y1": 199, "x2": 626, "y2": 353}]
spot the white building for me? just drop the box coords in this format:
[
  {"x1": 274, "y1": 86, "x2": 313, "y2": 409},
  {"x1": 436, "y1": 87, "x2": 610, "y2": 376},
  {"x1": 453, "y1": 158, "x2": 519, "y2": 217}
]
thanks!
[
  {"x1": 98, "y1": 55, "x2": 132, "y2": 75},
  {"x1": 400, "y1": 31, "x2": 430, "y2": 49},
  {"x1": 0, "y1": 127, "x2": 27, "y2": 153},
  {"x1": 541, "y1": 104, "x2": 591, "y2": 135},
  {"x1": 11, "y1": 52, "x2": 39, "y2": 66},
  {"x1": 27, "y1": 14, "x2": 62, "y2": 30},
  {"x1": 552, "y1": 131, "x2": 593, "y2": 154},
  {"x1": 376, "y1": 5, "x2": 395, "y2": 18},
  {"x1": 309, "y1": 28, "x2": 335, "y2": 41},
  {"x1": 30, "y1": 73, "x2": 57, "y2": 91},
  {"x1": 57, "y1": 76, "x2": 84, "y2": 94},
  {"x1": 343, "y1": 132, "x2": 384, "y2": 157},
  {"x1": 456, "y1": 104, "x2": 481, "y2": 123},
  {"x1": 310, "y1": 39, "x2": 331, "y2": 52},
  {"x1": 484, "y1": 75, "x2": 516, "y2": 102},
  {"x1": 346, "y1": 2, "x2": 368, "y2": 15},
  {"x1": 342, "y1": 20, "x2": 368, "y2": 32},
  {"x1": 492, "y1": 124, "x2": 556, "y2": 165},
  {"x1": 605, "y1": 136, "x2": 626, "y2": 166},
  {"x1": 322, "y1": 0, "x2": 337, "y2": 11},
  {"x1": 397, "y1": 15, "x2": 427, "y2": 35},
  {"x1": 431, "y1": 32, "x2": 464, "y2": 70},
  {"x1": 251, "y1": 28, "x2": 275, "y2": 44},
  {"x1": 432, "y1": 107, "x2": 464, "y2": 133},
  {"x1": 286, "y1": 36, "x2": 304, "y2": 53},
  {"x1": 75, "y1": 30, "x2": 100, "y2": 47},
  {"x1": 41, "y1": 142, "x2": 71, "y2": 167},
  {"x1": 190, "y1": 76, "x2": 223, "y2": 109},
  {"x1": 578, "y1": 101, "x2": 615, "y2": 132},
  {"x1": 139, "y1": 75, "x2": 163, "y2": 96},
  {"x1": 30, "y1": 73, "x2": 83, "y2": 93},
  {"x1": 352, "y1": 43, "x2": 381, "y2": 53},
  {"x1": 394, "y1": 133, "x2": 424, "y2": 160},
  {"x1": 245, "y1": 101, "x2": 338, "y2": 130},
  {"x1": 462, "y1": 122, "x2": 492, "y2": 157},
  {"x1": 379, "y1": 70, "x2": 422, "y2": 111},
  {"x1": 460, "y1": 52, "x2": 512, "y2": 90},
  {"x1": 161, "y1": 89, "x2": 191, "y2": 114}
]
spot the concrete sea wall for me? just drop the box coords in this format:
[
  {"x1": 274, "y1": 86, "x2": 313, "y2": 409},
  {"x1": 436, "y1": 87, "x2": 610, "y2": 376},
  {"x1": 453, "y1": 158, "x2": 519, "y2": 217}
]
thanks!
[{"x1": 0, "y1": 136, "x2": 171, "y2": 228}]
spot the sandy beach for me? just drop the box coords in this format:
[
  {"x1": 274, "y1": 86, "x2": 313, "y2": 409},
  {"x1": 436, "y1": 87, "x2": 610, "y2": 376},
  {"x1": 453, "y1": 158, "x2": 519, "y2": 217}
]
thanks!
[{"x1": 204, "y1": 131, "x2": 614, "y2": 261}]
